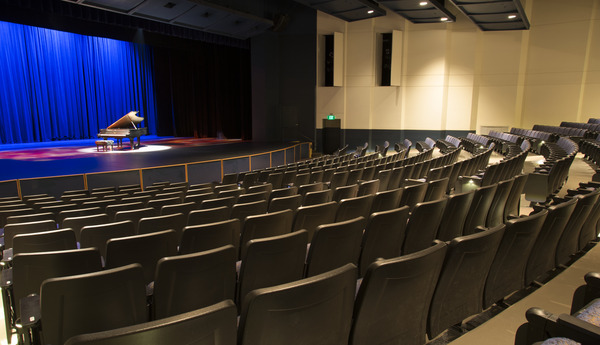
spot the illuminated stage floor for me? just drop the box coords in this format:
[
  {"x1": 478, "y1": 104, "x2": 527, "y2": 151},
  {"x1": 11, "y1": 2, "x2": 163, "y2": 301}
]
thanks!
[{"x1": 0, "y1": 136, "x2": 292, "y2": 181}]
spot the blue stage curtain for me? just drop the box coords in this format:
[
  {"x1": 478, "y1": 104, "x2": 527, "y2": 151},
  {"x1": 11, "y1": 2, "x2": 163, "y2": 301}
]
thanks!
[{"x1": 0, "y1": 20, "x2": 156, "y2": 144}]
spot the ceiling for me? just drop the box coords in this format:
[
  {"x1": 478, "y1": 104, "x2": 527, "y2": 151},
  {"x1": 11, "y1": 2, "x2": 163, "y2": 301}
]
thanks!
[
  {"x1": 63, "y1": 0, "x2": 274, "y2": 39},
  {"x1": 294, "y1": 0, "x2": 529, "y2": 30}
]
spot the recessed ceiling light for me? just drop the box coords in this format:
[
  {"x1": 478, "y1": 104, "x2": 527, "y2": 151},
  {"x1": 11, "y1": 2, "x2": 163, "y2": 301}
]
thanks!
[
  {"x1": 367, "y1": 10, "x2": 374, "y2": 14},
  {"x1": 508, "y1": 14, "x2": 517, "y2": 19},
  {"x1": 440, "y1": 17, "x2": 448, "y2": 21},
  {"x1": 419, "y1": 1, "x2": 428, "y2": 5}
]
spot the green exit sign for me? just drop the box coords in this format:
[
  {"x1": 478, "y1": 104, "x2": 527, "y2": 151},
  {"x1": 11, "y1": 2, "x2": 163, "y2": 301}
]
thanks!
[{"x1": 327, "y1": 115, "x2": 335, "y2": 120}]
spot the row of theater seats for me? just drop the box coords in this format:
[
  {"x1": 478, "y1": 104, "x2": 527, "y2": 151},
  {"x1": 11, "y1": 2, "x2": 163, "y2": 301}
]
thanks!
[
  {"x1": 533, "y1": 124, "x2": 589, "y2": 140},
  {"x1": 12, "y1": 173, "x2": 600, "y2": 345},
  {"x1": 524, "y1": 137, "x2": 579, "y2": 203},
  {"x1": 1, "y1": 131, "x2": 595, "y2": 344}
]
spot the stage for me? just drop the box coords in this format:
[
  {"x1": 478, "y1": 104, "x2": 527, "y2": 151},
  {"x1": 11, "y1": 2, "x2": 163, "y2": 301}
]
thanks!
[{"x1": 0, "y1": 136, "x2": 308, "y2": 191}]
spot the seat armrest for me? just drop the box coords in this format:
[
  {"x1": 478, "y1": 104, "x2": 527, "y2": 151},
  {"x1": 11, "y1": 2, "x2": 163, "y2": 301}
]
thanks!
[
  {"x1": 585, "y1": 272, "x2": 600, "y2": 289},
  {"x1": 19, "y1": 294, "x2": 40, "y2": 328},
  {"x1": 0, "y1": 268, "x2": 12, "y2": 289},
  {"x1": 556, "y1": 314, "x2": 600, "y2": 344}
]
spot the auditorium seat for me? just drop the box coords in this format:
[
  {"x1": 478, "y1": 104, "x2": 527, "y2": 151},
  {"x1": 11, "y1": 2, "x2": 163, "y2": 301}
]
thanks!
[
  {"x1": 504, "y1": 174, "x2": 529, "y2": 221},
  {"x1": 428, "y1": 224, "x2": 505, "y2": 339},
  {"x1": 80, "y1": 220, "x2": 135, "y2": 258},
  {"x1": 333, "y1": 184, "x2": 359, "y2": 202},
  {"x1": 305, "y1": 217, "x2": 365, "y2": 277},
  {"x1": 138, "y1": 213, "x2": 186, "y2": 243},
  {"x1": 329, "y1": 170, "x2": 349, "y2": 190},
  {"x1": 437, "y1": 190, "x2": 475, "y2": 241},
  {"x1": 184, "y1": 192, "x2": 216, "y2": 205},
  {"x1": 398, "y1": 181, "x2": 427, "y2": 212},
  {"x1": 268, "y1": 194, "x2": 302, "y2": 213},
  {"x1": 350, "y1": 241, "x2": 447, "y2": 345},
  {"x1": 357, "y1": 179, "x2": 380, "y2": 197},
  {"x1": 160, "y1": 201, "x2": 197, "y2": 217},
  {"x1": 230, "y1": 200, "x2": 268, "y2": 227},
  {"x1": 335, "y1": 194, "x2": 374, "y2": 222},
  {"x1": 423, "y1": 177, "x2": 449, "y2": 202},
  {"x1": 269, "y1": 186, "x2": 298, "y2": 200},
  {"x1": 237, "y1": 191, "x2": 270, "y2": 204},
  {"x1": 483, "y1": 210, "x2": 548, "y2": 308},
  {"x1": 555, "y1": 190, "x2": 600, "y2": 266},
  {"x1": 302, "y1": 189, "x2": 333, "y2": 206},
  {"x1": 486, "y1": 178, "x2": 515, "y2": 227},
  {"x1": 187, "y1": 206, "x2": 231, "y2": 227},
  {"x1": 238, "y1": 264, "x2": 357, "y2": 345},
  {"x1": 105, "y1": 230, "x2": 178, "y2": 285},
  {"x1": 64, "y1": 300, "x2": 237, "y2": 345},
  {"x1": 23, "y1": 264, "x2": 147, "y2": 345},
  {"x1": 266, "y1": 172, "x2": 284, "y2": 189},
  {"x1": 358, "y1": 206, "x2": 410, "y2": 276},
  {"x1": 179, "y1": 219, "x2": 241, "y2": 255},
  {"x1": 5, "y1": 212, "x2": 54, "y2": 226},
  {"x1": 370, "y1": 187, "x2": 403, "y2": 213},
  {"x1": 217, "y1": 188, "x2": 244, "y2": 201},
  {"x1": 3, "y1": 220, "x2": 57, "y2": 249},
  {"x1": 376, "y1": 168, "x2": 392, "y2": 191},
  {"x1": 577, "y1": 190, "x2": 600, "y2": 251},
  {"x1": 152, "y1": 245, "x2": 236, "y2": 319},
  {"x1": 120, "y1": 195, "x2": 152, "y2": 207},
  {"x1": 346, "y1": 169, "x2": 364, "y2": 186},
  {"x1": 11, "y1": 229, "x2": 77, "y2": 257},
  {"x1": 292, "y1": 201, "x2": 338, "y2": 242},
  {"x1": 106, "y1": 202, "x2": 144, "y2": 221},
  {"x1": 239, "y1": 209, "x2": 294, "y2": 259},
  {"x1": 113, "y1": 207, "x2": 158, "y2": 234},
  {"x1": 402, "y1": 198, "x2": 447, "y2": 255},
  {"x1": 62, "y1": 213, "x2": 110, "y2": 242},
  {"x1": 201, "y1": 196, "x2": 237, "y2": 210},
  {"x1": 463, "y1": 183, "x2": 498, "y2": 235},
  {"x1": 237, "y1": 230, "x2": 307, "y2": 309},
  {"x1": 525, "y1": 198, "x2": 577, "y2": 286},
  {"x1": 1, "y1": 248, "x2": 103, "y2": 343}
]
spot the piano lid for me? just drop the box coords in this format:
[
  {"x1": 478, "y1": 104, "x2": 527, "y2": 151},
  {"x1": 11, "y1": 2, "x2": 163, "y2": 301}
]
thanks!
[{"x1": 107, "y1": 111, "x2": 144, "y2": 129}]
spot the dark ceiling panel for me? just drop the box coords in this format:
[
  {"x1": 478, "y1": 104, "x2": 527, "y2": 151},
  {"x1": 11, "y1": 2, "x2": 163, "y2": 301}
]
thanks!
[
  {"x1": 64, "y1": 0, "x2": 274, "y2": 39},
  {"x1": 449, "y1": 0, "x2": 530, "y2": 31},
  {"x1": 132, "y1": 0, "x2": 195, "y2": 21},
  {"x1": 293, "y1": 0, "x2": 386, "y2": 22},
  {"x1": 81, "y1": 0, "x2": 145, "y2": 12},
  {"x1": 379, "y1": 0, "x2": 456, "y2": 23}
]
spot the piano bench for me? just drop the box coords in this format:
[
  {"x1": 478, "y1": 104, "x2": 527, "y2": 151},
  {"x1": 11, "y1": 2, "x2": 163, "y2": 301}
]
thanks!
[{"x1": 95, "y1": 140, "x2": 114, "y2": 152}]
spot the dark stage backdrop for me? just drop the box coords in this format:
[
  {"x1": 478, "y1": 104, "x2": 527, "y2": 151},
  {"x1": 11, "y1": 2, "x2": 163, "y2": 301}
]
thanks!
[
  {"x1": 153, "y1": 41, "x2": 252, "y2": 140},
  {"x1": 0, "y1": 19, "x2": 252, "y2": 144}
]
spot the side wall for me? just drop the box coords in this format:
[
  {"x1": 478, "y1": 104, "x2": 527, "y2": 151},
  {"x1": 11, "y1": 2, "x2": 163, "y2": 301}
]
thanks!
[{"x1": 314, "y1": 0, "x2": 600, "y2": 151}]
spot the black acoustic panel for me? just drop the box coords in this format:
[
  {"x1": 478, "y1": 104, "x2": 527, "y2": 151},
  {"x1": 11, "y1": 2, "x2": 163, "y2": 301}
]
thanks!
[
  {"x1": 381, "y1": 33, "x2": 392, "y2": 87},
  {"x1": 0, "y1": 180, "x2": 19, "y2": 198},
  {"x1": 223, "y1": 157, "x2": 250, "y2": 175},
  {"x1": 20, "y1": 175, "x2": 86, "y2": 199},
  {"x1": 87, "y1": 170, "x2": 141, "y2": 191},
  {"x1": 80, "y1": 0, "x2": 145, "y2": 12},
  {"x1": 187, "y1": 161, "x2": 221, "y2": 185},
  {"x1": 141, "y1": 165, "x2": 186, "y2": 187},
  {"x1": 272, "y1": 150, "x2": 285, "y2": 167},
  {"x1": 325, "y1": 35, "x2": 334, "y2": 87},
  {"x1": 251, "y1": 154, "x2": 271, "y2": 171}
]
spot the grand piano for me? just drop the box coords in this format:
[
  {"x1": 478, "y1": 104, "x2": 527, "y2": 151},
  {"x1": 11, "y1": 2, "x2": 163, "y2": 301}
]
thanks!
[{"x1": 98, "y1": 111, "x2": 148, "y2": 149}]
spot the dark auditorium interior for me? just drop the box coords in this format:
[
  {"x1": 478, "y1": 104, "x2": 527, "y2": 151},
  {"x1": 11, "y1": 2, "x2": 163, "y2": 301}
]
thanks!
[{"x1": 0, "y1": 0, "x2": 600, "y2": 344}]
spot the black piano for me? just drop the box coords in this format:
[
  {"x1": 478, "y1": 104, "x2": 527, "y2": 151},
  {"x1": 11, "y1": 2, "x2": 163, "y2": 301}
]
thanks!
[{"x1": 98, "y1": 111, "x2": 148, "y2": 149}]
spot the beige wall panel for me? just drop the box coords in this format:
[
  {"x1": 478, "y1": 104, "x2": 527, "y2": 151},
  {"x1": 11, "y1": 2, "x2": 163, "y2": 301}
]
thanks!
[
  {"x1": 345, "y1": 86, "x2": 373, "y2": 129},
  {"x1": 405, "y1": 30, "x2": 447, "y2": 76},
  {"x1": 346, "y1": 30, "x2": 375, "y2": 82},
  {"x1": 372, "y1": 88, "x2": 403, "y2": 129},
  {"x1": 479, "y1": 32, "x2": 523, "y2": 75},
  {"x1": 446, "y1": 85, "x2": 474, "y2": 130},
  {"x1": 526, "y1": 21, "x2": 589, "y2": 74},
  {"x1": 581, "y1": 84, "x2": 600, "y2": 119},
  {"x1": 521, "y1": 85, "x2": 582, "y2": 127},
  {"x1": 529, "y1": 0, "x2": 595, "y2": 26},
  {"x1": 476, "y1": 86, "x2": 519, "y2": 130},
  {"x1": 316, "y1": 87, "x2": 345, "y2": 128},
  {"x1": 403, "y1": 86, "x2": 444, "y2": 130}
]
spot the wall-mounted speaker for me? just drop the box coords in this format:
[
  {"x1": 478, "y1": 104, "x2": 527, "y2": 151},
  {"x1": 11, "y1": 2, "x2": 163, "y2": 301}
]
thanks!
[
  {"x1": 380, "y1": 30, "x2": 402, "y2": 86},
  {"x1": 324, "y1": 32, "x2": 343, "y2": 87}
]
